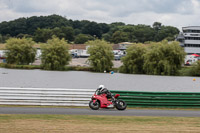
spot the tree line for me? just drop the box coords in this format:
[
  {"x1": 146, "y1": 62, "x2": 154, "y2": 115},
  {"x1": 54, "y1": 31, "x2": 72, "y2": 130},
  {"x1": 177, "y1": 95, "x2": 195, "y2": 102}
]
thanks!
[
  {"x1": 4, "y1": 37, "x2": 193, "y2": 76},
  {"x1": 0, "y1": 15, "x2": 179, "y2": 44}
]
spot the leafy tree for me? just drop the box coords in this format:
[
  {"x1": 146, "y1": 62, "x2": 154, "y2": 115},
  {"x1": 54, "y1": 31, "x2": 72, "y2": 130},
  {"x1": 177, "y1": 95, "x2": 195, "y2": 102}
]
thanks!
[
  {"x1": 0, "y1": 18, "x2": 27, "y2": 36},
  {"x1": 143, "y1": 40, "x2": 186, "y2": 75},
  {"x1": 26, "y1": 15, "x2": 71, "y2": 35},
  {"x1": 120, "y1": 44, "x2": 147, "y2": 74},
  {"x1": 154, "y1": 26, "x2": 179, "y2": 41},
  {"x1": 111, "y1": 31, "x2": 129, "y2": 43},
  {"x1": 0, "y1": 21, "x2": 10, "y2": 36},
  {"x1": 60, "y1": 26, "x2": 75, "y2": 42},
  {"x1": 0, "y1": 15, "x2": 72, "y2": 37},
  {"x1": 99, "y1": 23, "x2": 110, "y2": 34},
  {"x1": 82, "y1": 21, "x2": 102, "y2": 38},
  {"x1": 72, "y1": 20, "x2": 82, "y2": 29},
  {"x1": 52, "y1": 27, "x2": 65, "y2": 39},
  {"x1": 34, "y1": 26, "x2": 75, "y2": 43},
  {"x1": 16, "y1": 33, "x2": 32, "y2": 39},
  {"x1": 110, "y1": 22, "x2": 126, "y2": 27},
  {"x1": 0, "y1": 34, "x2": 3, "y2": 43},
  {"x1": 102, "y1": 33, "x2": 112, "y2": 42},
  {"x1": 44, "y1": 14, "x2": 72, "y2": 28},
  {"x1": 41, "y1": 36, "x2": 71, "y2": 70},
  {"x1": 5, "y1": 38, "x2": 36, "y2": 65},
  {"x1": 179, "y1": 61, "x2": 200, "y2": 76},
  {"x1": 190, "y1": 61, "x2": 200, "y2": 76},
  {"x1": 153, "y1": 22, "x2": 162, "y2": 31},
  {"x1": 1, "y1": 34, "x2": 11, "y2": 43},
  {"x1": 131, "y1": 25, "x2": 156, "y2": 43},
  {"x1": 74, "y1": 29, "x2": 81, "y2": 35},
  {"x1": 87, "y1": 39, "x2": 114, "y2": 72},
  {"x1": 189, "y1": 61, "x2": 200, "y2": 76},
  {"x1": 120, "y1": 25, "x2": 135, "y2": 42},
  {"x1": 0, "y1": 14, "x2": 180, "y2": 43},
  {"x1": 74, "y1": 34, "x2": 93, "y2": 44},
  {"x1": 33, "y1": 28, "x2": 53, "y2": 43}
]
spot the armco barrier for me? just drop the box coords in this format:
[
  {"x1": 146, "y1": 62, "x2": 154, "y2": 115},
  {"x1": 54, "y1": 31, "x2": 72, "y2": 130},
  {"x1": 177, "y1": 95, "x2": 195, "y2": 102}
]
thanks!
[
  {"x1": 110, "y1": 90, "x2": 200, "y2": 108},
  {"x1": 1, "y1": 87, "x2": 200, "y2": 108},
  {"x1": 0, "y1": 87, "x2": 95, "y2": 106}
]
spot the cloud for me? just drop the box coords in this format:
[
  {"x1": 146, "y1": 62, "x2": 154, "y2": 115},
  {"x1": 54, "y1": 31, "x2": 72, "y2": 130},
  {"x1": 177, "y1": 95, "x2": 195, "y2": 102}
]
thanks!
[
  {"x1": 3, "y1": 0, "x2": 197, "y2": 14},
  {"x1": 2, "y1": 0, "x2": 58, "y2": 13},
  {"x1": 0, "y1": 0, "x2": 200, "y2": 29}
]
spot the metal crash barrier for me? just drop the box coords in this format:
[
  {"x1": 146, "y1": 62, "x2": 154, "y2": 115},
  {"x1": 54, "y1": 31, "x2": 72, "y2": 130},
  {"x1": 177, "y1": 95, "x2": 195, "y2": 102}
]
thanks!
[
  {"x1": 111, "y1": 90, "x2": 200, "y2": 108},
  {"x1": 0, "y1": 87, "x2": 95, "y2": 106},
  {"x1": 1, "y1": 87, "x2": 200, "y2": 108}
]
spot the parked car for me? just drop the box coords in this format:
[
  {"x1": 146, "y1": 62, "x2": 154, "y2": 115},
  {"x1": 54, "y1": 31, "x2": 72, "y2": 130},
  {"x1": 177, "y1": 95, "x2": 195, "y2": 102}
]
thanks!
[
  {"x1": 113, "y1": 50, "x2": 126, "y2": 60},
  {"x1": 184, "y1": 54, "x2": 199, "y2": 65}
]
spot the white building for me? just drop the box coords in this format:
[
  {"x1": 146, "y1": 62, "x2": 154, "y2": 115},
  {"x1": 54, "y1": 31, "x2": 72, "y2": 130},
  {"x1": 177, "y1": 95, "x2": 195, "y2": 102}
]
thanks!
[{"x1": 177, "y1": 26, "x2": 200, "y2": 54}]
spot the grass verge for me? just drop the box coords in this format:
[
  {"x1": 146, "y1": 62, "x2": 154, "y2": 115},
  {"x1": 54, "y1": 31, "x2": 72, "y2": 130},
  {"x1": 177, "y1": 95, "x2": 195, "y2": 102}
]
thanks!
[
  {"x1": 0, "y1": 114, "x2": 200, "y2": 133},
  {"x1": 0, "y1": 63, "x2": 118, "y2": 72},
  {"x1": 0, "y1": 63, "x2": 41, "y2": 69}
]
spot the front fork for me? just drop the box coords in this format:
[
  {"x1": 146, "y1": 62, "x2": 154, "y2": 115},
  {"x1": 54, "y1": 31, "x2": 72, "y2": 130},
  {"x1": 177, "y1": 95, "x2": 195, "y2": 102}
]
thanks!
[{"x1": 92, "y1": 99, "x2": 98, "y2": 105}]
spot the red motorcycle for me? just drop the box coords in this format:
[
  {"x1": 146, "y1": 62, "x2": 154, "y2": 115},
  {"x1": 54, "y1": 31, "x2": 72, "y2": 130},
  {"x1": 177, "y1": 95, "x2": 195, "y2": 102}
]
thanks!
[{"x1": 89, "y1": 89, "x2": 127, "y2": 110}]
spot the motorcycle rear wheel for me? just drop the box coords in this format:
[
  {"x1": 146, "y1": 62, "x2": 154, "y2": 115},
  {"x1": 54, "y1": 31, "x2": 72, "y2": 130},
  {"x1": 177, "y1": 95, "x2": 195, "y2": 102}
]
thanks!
[
  {"x1": 115, "y1": 100, "x2": 127, "y2": 110},
  {"x1": 89, "y1": 100, "x2": 100, "y2": 110}
]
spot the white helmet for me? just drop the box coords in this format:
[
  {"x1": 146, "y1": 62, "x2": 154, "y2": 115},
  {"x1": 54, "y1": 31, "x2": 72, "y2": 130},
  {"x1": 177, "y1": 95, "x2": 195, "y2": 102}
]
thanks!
[{"x1": 98, "y1": 85, "x2": 105, "y2": 89}]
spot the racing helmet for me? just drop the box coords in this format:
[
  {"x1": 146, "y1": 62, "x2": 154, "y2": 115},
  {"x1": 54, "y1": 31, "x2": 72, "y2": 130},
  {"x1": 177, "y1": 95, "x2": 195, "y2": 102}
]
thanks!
[{"x1": 98, "y1": 85, "x2": 105, "y2": 89}]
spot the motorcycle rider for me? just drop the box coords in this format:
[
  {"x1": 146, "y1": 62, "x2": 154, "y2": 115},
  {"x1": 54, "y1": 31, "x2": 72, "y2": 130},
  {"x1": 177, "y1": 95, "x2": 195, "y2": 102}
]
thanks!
[{"x1": 97, "y1": 85, "x2": 112, "y2": 99}]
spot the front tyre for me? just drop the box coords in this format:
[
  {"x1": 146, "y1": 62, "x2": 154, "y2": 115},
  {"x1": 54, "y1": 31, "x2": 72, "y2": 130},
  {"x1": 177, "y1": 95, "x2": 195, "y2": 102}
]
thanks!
[
  {"x1": 89, "y1": 100, "x2": 100, "y2": 110},
  {"x1": 115, "y1": 100, "x2": 127, "y2": 110}
]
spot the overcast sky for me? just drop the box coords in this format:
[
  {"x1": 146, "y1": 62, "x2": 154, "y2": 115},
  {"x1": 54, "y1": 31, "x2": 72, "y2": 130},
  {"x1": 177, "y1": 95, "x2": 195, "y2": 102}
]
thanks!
[{"x1": 0, "y1": 0, "x2": 200, "y2": 30}]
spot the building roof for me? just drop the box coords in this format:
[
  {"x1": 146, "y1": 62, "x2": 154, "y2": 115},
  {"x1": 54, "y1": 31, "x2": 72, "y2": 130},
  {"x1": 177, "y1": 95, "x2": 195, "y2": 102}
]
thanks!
[
  {"x1": 182, "y1": 26, "x2": 200, "y2": 31},
  {"x1": 70, "y1": 44, "x2": 86, "y2": 50}
]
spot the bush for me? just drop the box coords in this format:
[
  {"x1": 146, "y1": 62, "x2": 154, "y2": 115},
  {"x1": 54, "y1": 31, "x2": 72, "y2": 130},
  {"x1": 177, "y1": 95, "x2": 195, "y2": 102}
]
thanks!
[
  {"x1": 190, "y1": 61, "x2": 200, "y2": 76},
  {"x1": 74, "y1": 34, "x2": 93, "y2": 44},
  {"x1": 0, "y1": 63, "x2": 41, "y2": 69},
  {"x1": 119, "y1": 40, "x2": 186, "y2": 75},
  {"x1": 87, "y1": 39, "x2": 114, "y2": 72},
  {"x1": 179, "y1": 61, "x2": 200, "y2": 76},
  {"x1": 41, "y1": 36, "x2": 71, "y2": 70},
  {"x1": 5, "y1": 38, "x2": 36, "y2": 65},
  {"x1": 143, "y1": 41, "x2": 186, "y2": 75},
  {"x1": 120, "y1": 43, "x2": 147, "y2": 74}
]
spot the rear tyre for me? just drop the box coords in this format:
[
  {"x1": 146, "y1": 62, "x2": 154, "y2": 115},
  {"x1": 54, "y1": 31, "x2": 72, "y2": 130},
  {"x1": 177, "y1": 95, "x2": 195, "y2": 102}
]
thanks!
[
  {"x1": 89, "y1": 100, "x2": 100, "y2": 110},
  {"x1": 115, "y1": 100, "x2": 127, "y2": 110}
]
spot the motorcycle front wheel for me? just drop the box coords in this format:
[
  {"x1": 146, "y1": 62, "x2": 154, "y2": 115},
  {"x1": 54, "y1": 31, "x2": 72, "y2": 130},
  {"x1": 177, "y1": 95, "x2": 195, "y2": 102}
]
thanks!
[
  {"x1": 115, "y1": 100, "x2": 127, "y2": 110},
  {"x1": 89, "y1": 100, "x2": 100, "y2": 110}
]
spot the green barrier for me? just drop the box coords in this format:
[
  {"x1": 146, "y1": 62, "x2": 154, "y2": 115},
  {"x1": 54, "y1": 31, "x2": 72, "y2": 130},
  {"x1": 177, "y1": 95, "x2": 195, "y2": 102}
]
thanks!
[{"x1": 110, "y1": 90, "x2": 200, "y2": 108}]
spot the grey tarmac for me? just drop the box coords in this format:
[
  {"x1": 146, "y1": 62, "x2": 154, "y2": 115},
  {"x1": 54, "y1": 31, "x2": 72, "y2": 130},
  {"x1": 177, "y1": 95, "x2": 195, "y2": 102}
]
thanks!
[{"x1": 0, "y1": 107, "x2": 200, "y2": 117}]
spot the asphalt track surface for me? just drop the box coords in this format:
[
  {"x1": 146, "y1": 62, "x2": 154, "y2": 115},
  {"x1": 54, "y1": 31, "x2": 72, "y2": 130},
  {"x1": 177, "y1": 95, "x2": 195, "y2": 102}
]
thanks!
[{"x1": 0, "y1": 107, "x2": 200, "y2": 117}]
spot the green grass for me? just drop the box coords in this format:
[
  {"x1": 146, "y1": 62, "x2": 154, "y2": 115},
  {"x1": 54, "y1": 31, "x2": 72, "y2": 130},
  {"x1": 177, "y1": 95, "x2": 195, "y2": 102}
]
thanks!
[
  {"x1": 0, "y1": 114, "x2": 68, "y2": 121},
  {"x1": 0, "y1": 63, "x2": 118, "y2": 73},
  {"x1": 0, "y1": 114, "x2": 198, "y2": 123},
  {"x1": 0, "y1": 63, "x2": 41, "y2": 69},
  {"x1": 1, "y1": 114, "x2": 200, "y2": 133}
]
